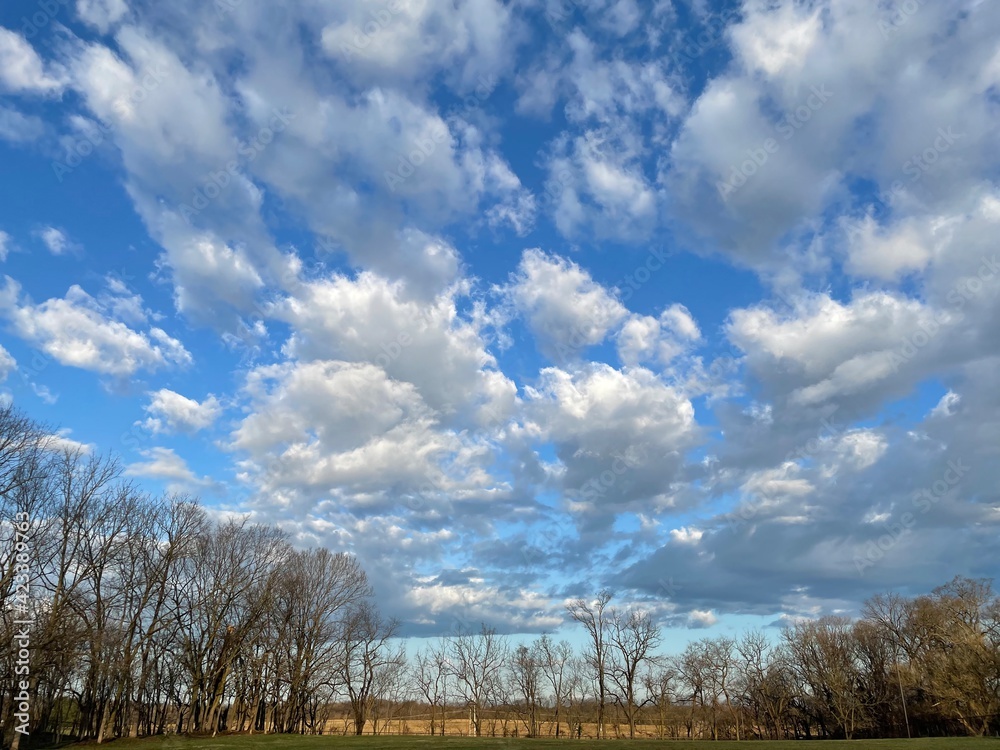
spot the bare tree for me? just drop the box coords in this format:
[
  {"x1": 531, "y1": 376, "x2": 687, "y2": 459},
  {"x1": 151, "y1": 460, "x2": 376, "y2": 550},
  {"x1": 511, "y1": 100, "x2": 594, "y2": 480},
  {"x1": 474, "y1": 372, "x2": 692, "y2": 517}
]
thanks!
[
  {"x1": 736, "y1": 629, "x2": 793, "y2": 739},
  {"x1": 336, "y1": 600, "x2": 402, "y2": 735},
  {"x1": 643, "y1": 660, "x2": 678, "y2": 739},
  {"x1": 508, "y1": 643, "x2": 541, "y2": 736},
  {"x1": 608, "y1": 607, "x2": 661, "y2": 738},
  {"x1": 414, "y1": 644, "x2": 449, "y2": 735},
  {"x1": 0, "y1": 406, "x2": 51, "y2": 750},
  {"x1": 169, "y1": 516, "x2": 287, "y2": 734},
  {"x1": 567, "y1": 589, "x2": 612, "y2": 738},
  {"x1": 562, "y1": 655, "x2": 590, "y2": 738},
  {"x1": 371, "y1": 652, "x2": 410, "y2": 734},
  {"x1": 34, "y1": 450, "x2": 125, "y2": 743},
  {"x1": 270, "y1": 549, "x2": 370, "y2": 733},
  {"x1": 783, "y1": 617, "x2": 867, "y2": 739},
  {"x1": 703, "y1": 636, "x2": 741, "y2": 740},
  {"x1": 449, "y1": 624, "x2": 508, "y2": 736},
  {"x1": 676, "y1": 640, "x2": 710, "y2": 738},
  {"x1": 535, "y1": 634, "x2": 573, "y2": 736}
]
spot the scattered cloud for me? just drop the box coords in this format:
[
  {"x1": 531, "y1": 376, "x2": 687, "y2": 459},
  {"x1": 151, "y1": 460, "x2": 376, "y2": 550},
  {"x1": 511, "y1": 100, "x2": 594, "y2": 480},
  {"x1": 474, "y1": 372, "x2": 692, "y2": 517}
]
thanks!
[
  {"x1": 36, "y1": 226, "x2": 81, "y2": 256},
  {"x1": 0, "y1": 277, "x2": 191, "y2": 377},
  {"x1": 140, "y1": 389, "x2": 221, "y2": 434}
]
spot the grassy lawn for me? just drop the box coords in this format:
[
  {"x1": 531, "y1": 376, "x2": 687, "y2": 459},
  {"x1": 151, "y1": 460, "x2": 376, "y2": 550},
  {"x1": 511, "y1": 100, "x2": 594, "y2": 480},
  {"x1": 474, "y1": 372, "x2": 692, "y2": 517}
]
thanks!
[{"x1": 51, "y1": 734, "x2": 1000, "y2": 750}]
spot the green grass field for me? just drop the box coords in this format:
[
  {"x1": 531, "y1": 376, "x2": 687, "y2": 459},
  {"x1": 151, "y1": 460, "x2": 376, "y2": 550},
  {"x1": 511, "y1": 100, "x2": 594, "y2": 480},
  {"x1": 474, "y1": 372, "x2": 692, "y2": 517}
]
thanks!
[{"x1": 53, "y1": 734, "x2": 1000, "y2": 750}]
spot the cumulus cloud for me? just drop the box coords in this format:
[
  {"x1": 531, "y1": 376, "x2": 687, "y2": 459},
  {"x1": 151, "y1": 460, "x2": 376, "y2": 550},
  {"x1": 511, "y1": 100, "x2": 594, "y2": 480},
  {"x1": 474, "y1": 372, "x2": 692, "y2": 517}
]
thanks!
[
  {"x1": 729, "y1": 3, "x2": 822, "y2": 77},
  {"x1": 141, "y1": 389, "x2": 221, "y2": 434},
  {"x1": 46, "y1": 429, "x2": 95, "y2": 455},
  {"x1": 506, "y1": 249, "x2": 628, "y2": 361},
  {"x1": 319, "y1": 0, "x2": 518, "y2": 91},
  {"x1": 617, "y1": 304, "x2": 701, "y2": 367},
  {"x1": 665, "y1": 0, "x2": 1000, "y2": 272},
  {"x1": 152, "y1": 222, "x2": 265, "y2": 330},
  {"x1": 841, "y1": 215, "x2": 931, "y2": 281},
  {"x1": 547, "y1": 128, "x2": 660, "y2": 241},
  {"x1": 275, "y1": 270, "x2": 515, "y2": 425},
  {"x1": 76, "y1": 0, "x2": 129, "y2": 33},
  {"x1": 524, "y1": 363, "x2": 699, "y2": 524},
  {"x1": 230, "y1": 359, "x2": 507, "y2": 518},
  {"x1": 687, "y1": 609, "x2": 718, "y2": 628},
  {"x1": 0, "y1": 28, "x2": 65, "y2": 94},
  {"x1": 0, "y1": 277, "x2": 191, "y2": 377},
  {"x1": 126, "y1": 447, "x2": 220, "y2": 494},
  {"x1": 727, "y1": 291, "x2": 955, "y2": 413}
]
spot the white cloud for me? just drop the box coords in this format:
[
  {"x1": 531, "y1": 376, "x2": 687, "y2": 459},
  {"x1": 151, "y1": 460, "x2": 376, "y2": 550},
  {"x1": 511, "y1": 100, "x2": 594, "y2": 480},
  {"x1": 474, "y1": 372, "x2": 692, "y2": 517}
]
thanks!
[
  {"x1": 230, "y1": 359, "x2": 503, "y2": 513},
  {"x1": 525, "y1": 363, "x2": 698, "y2": 520},
  {"x1": 0, "y1": 28, "x2": 64, "y2": 95},
  {"x1": 477, "y1": 154, "x2": 537, "y2": 236},
  {"x1": 0, "y1": 105, "x2": 45, "y2": 143},
  {"x1": 36, "y1": 226, "x2": 79, "y2": 256},
  {"x1": 727, "y1": 291, "x2": 954, "y2": 409},
  {"x1": 46, "y1": 429, "x2": 94, "y2": 455},
  {"x1": 506, "y1": 249, "x2": 628, "y2": 361},
  {"x1": 687, "y1": 609, "x2": 717, "y2": 628},
  {"x1": 405, "y1": 580, "x2": 561, "y2": 632},
  {"x1": 0, "y1": 344, "x2": 14, "y2": 382},
  {"x1": 126, "y1": 447, "x2": 218, "y2": 493},
  {"x1": 0, "y1": 231, "x2": 11, "y2": 262},
  {"x1": 930, "y1": 390, "x2": 961, "y2": 419},
  {"x1": 741, "y1": 462, "x2": 815, "y2": 507},
  {"x1": 152, "y1": 221, "x2": 265, "y2": 329},
  {"x1": 68, "y1": 28, "x2": 231, "y2": 160},
  {"x1": 617, "y1": 304, "x2": 701, "y2": 367},
  {"x1": 319, "y1": 0, "x2": 518, "y2": 91},
  {"x1": 670, "y1": 526, "x2": 703, "y2": 544},
  {"x1": 31, "y1": 383, "x2": 57, "y2": 404},
  {"x1": 829, "y1": 429, "x2": 887, "y2": 471},
  {"x1": 527, "y1": 364, "x2": 695, "y2": 448},
  {"x1": 276, "y1": 270, "x2": 514, "y2": 424},
  {"x1": 730, "y1": 4, "x2": 823, "y2": 77},
  {"x1": 60, "y1": 19, "x2": 532, "y2": 313},
  {"x1": 665, "y1": 0, "x2": 1000, "y2": 274},
  {"x1": 141, "y1": 389, "x2": 221, "y2": 434},
  {"x1": 76, "y1": 0, "x2": 129, "y2": 33},
  {"x1": 0, "y1": 277, "x2": 191, "y2": 377},
  {"x1": 515, "y1": 25, "x2": 683, "y2": 242},
  {"x1": 841, "y1": 215, "x2": 932, "y2": 280},
  {"x1": 563, "y1": 29, "x2": 683, "y2": 123},
  {"x1": 547, "y1": 128, "x2": 659, "y2": 241}
]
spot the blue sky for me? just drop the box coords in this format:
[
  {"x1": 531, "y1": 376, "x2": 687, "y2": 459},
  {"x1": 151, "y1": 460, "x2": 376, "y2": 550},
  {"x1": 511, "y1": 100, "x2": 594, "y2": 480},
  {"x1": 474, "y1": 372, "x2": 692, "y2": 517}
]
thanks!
[{"x1": 1, "y1": 0, "x2": 999, "y2": 650}]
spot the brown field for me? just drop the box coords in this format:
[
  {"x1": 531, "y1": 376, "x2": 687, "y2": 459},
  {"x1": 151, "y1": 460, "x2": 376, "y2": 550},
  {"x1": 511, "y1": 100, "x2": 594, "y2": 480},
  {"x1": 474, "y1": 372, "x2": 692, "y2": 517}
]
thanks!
[{"x1": 315, "y1": 718, "x2": 658, "y2": 739}]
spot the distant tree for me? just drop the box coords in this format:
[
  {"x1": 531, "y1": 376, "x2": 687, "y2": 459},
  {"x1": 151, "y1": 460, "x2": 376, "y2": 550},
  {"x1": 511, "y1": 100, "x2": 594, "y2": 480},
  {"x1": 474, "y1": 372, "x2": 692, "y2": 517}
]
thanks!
[
  {"x1": 608, "y1": 607, "x2": 661, "y2": 738},
  {"x1": 271, "y1": 549, "x2": 369, "y2": 733},
  {"x1": 535, "y1": 634, "x2": 573, "y2": 736},
  {"x1": 567, "y1": 589, "x2": 613, "y2": 738},
  {"x1": 336, "y1": 600, "x2": 402, "y2": 735},
  {"x1": 449, "y1": 624, "x2": 508, "y2": 736},
  {"x1": 508, "y1": 643, "x2": 541, "y2": 736},
  {"x1": 414, "y1": 644, "x2": 449, "y2": 735},
  {"x1": 643, "y1": 659, "x2": 678, "y2": 739},
  {"x1": 783, "y1": 617, "x2": 867, "y2": 739}
]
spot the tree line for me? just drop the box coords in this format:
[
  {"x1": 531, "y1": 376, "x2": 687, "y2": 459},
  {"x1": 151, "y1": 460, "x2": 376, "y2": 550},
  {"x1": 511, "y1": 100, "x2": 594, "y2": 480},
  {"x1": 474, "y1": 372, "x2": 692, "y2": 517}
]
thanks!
[{"x1": 1, "y1": 404, "x2": 998, "y2": 745}]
